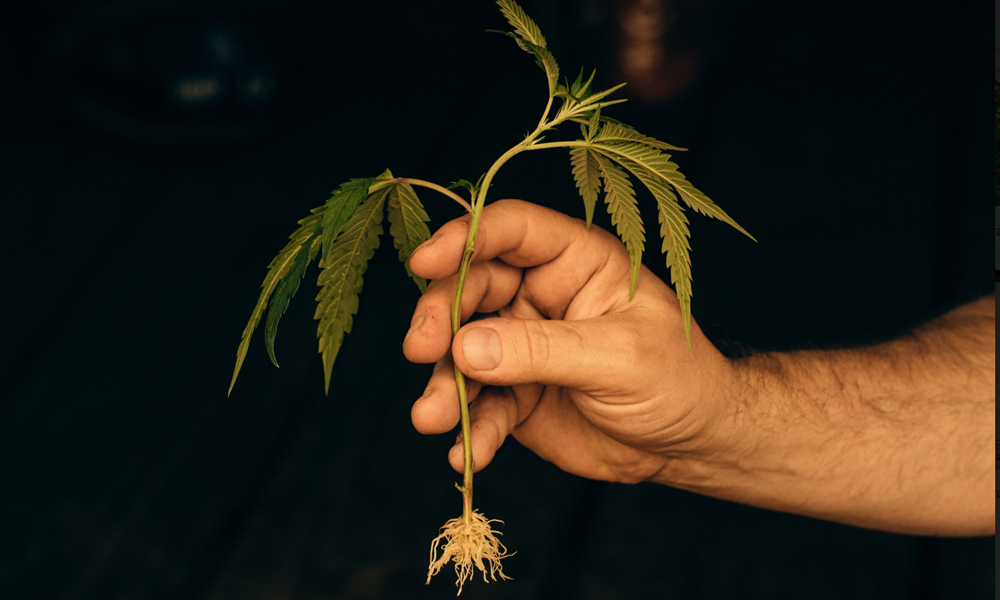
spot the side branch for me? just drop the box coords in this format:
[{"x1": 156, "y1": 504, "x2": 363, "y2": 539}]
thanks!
[{"x1": 372, "y1": 178, "x2": 473, "y2": 213}]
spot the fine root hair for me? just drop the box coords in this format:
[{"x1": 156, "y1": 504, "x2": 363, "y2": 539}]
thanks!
[{"x1": 426, "y1": 510, "x2": 513, "y2": 595}]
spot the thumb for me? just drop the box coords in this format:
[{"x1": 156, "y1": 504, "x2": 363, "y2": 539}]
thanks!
[{"x1": 453, "y1": 317, "x2": 627, "y2": 390}]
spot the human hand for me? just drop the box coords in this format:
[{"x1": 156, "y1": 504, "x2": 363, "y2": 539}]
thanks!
[{"x1": 403, "y1": 200, "x2": 738, "y2": 484}]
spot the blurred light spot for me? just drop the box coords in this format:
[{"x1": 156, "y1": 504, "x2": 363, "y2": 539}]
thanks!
[
  {"x1": 237, "y1": 70, "x2": 276, "y2": 105},
  {"x1": 171, "y1": 75, "x2": 224, "y2": 106}
]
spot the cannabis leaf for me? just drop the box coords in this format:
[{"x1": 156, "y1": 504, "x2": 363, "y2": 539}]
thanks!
[
  {"x1": 322, "y1": 178, "x2": 374, "y2": 261},
  {"x1": 594, "y1": 152, "x2": 645, "y2": 299},
  {"x1": 614, "y1": 158, "x2": 695, "y2": 346},
  {"x1": 264, "y1": 231, "x2": 321, "y2": 367},
  {"x1": 496, "y1": 0, "x2": 558, "y2": 95},
  {"x1": 576, "y1": 83, "x2": 627, "y2": 109},
  {"x1": 663, "y1": 171, "x2": 755, "y2": 240},
  {"x1": 655, "y1": 190, "x2": 694, "y2": 346},
  {"x1": 448, "y1": 179, "x2": 477, "y2": 195},
  {"x1": 497, "y1": 0, "x2": 546, "y2": 51},
  {"x1": 593, "y1": 122, "x2": 687, "y2": 152},
  {"x1": 595, "y1": 139, "x2": 754, "y2": 241},
  {"x1": 387, "y1": 181, "x2": 432, "y2": 292},
  {"x1": 229, "y1": 208, "x2": 323, "y2": 395},
  {"x1": 578, "y1": 130, "x2": 752, "y2": 346},
  {"x1": 567, "y1": 68, "x2": 595, "y2": 100},
  {"x1": 315, "y1": 188, "x2": 387, "y2": 394},
  {"x1": 569, "y1": 146, "x2": 601, "y2": 229}
]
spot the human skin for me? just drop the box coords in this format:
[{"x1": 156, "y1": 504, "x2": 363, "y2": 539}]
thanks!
[{"x1": 402, "y1": 199, "x2": 995, "y2": 537}]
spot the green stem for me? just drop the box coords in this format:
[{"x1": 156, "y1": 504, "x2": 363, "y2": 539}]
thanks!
[
  {"x1": 523, "y1": 140, "x2": 591, "y2": 152},
  {"x1": 450, "y1": 126, "x2": 550, "y2": 522},
  {"x1": 369, "y1": 177, "x2": 473, "y2": 213},
  {"x1": 452, "y1": 246, "x2": 476, "y2": 523},
  {"x1": 535, "y1": 94, "x2": 554, "y2": 132},
  {"x1": 449, "y1": 92, "x2": 573, "y2": 522}
]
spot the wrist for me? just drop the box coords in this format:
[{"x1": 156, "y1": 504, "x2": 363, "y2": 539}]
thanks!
[{"x1": 648, "y1": 351, "x2": 766, "y2": 488}]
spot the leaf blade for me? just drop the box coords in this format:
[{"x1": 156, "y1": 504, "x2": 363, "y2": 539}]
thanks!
[
  {"x1": 593, "y1": 122, "x2": 687, "y2": 152},
  {"x1": 569, "y1": 147, "x2": 601, "y2": 229},
  {"x1": 604, "y1": 152, "x2": 695, "y2": 348},
  {"x1": 263, "y1": 232, "x2": 322, "y2": 367},
  {"x1": 663, "y1": 173, "x2": 756, "y2": 241},
  {"x1": 387, "y1": 183, "x2": 432, "y2": 292},
  {"x1": 229, "y1": 208, "x2": 323, "y2": 395},
  {"x1": 496, "y1": 0, "x2": 547, "y2": 50},
  {"x1": 593, "y1": 153, "x2": 645, "y2": 299},
  {"x1": 495, "y1": 1, "x2": 558, "y2": 95},
  {"x1": 594, "y1": 140, "x2": 754, "y2": 241},
  {"x1": 314, "y1": 191, "x2": 386, "y2": 394},
  {"x1": 321, "y1": 178, "x2": 374, "y2": 261}
]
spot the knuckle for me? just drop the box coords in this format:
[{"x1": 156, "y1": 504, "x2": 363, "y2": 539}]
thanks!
[{"x1": 516, "y1": 320, "x2": 551, "y2": 374}]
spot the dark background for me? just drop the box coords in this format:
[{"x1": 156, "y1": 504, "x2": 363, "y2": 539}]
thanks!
[{"x1": 0, "y1": 0, "x2": 993, "y2": 598}]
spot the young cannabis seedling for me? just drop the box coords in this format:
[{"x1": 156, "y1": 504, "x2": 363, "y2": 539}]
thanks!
[{"x1": 229, "y1": 0, "x2": 753, "y2": 594}]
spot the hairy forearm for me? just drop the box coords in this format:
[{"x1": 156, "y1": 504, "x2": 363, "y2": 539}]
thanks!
[{"x1": 661, "y1": 296, "x2": 995, "y2": 536}]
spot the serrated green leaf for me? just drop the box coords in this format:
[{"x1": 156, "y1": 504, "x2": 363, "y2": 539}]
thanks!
[
  {"x1": 263, "y1": 232, "x2": 322, "y2": 367},
  {"x1": 655, "y1": 189, "x2": 694, "y2": 349},
  {"x1": 387, "y1": 183, "x2": 431, "y2": 292},
  {"x1": 593, "y1": 153, "x2": 645, "y2": 299},
  {"x1": 586, "y1": 106, "x2": 601, "y2": 141},
  {"x1": 447, "y1": 179, "x2": 474, "y2": 191},
  {"x1": 314, "y1": 191, "x2": 386, "y2": 394},
  {"x1": 593, "y1": 122, "x2": 687, "y2": 152},
  {"x1": 321, "y1": 178, "x2": 373, "y2": 261},
  {"x1": 579, "y1": 82, "x2": 627, "y2": 107},
  {"x1": 591, "y1": 138, "x2": 752, "y2": 347},
  {"x1": 447, "y1": 179, "x2": 478, "y2": 200},
  {"x1": 561, "y1": 99, "x2": 627, "y2": 125},
  {"x1": 661, "y1": 172, "x2": 756, "y2": 241},
  {"x1": 594, "y1": 141, "x2": 678, "y2": 182},
  {"x1": 532, "y1": 44, "x2": 559, "y2": 95},
  {"x1": 497, "y1": 0, "x2": 547, "y2": 51},
  {"x1": 572, "y1": 69, "x2": 596, "y2": 99},
  {"x1": 568, "y1": 68, "x2": 584, "y2": 97},
  {"x1": 229, "y1": 208, "x2": 324, "y2": 395},
  {"x1": 495, "y1": 1, "x2": 558, "y2": 95},
  {"x1": 569, "y1": 147, "x2": 601, "y2": 229},
  {"x1": 595, "y1": 141, "x2": 754, "y2": 241},
  {"x1": 604, "y1": 152, "x2": 695, "y2": 348}
]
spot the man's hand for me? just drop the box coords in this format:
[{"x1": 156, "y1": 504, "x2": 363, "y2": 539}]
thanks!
[
  {"x1": 403, "y1": 199, "x2": 736, "y2": 483},
  {"x1": 403, "y1": 199, "x2": 995, "y2": 537}
]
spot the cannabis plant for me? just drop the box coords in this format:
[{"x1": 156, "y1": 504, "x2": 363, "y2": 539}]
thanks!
[{"x1": 229, "y1": 0, "x2": 752, "y2": 594}]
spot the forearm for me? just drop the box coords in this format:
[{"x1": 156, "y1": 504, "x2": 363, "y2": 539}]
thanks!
[{"x1": 659, "y1": 296, "x2": 995, "y2": 536}]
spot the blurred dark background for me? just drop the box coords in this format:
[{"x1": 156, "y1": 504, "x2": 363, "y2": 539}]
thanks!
[{"x1": 0, "y1": 0, "x2": 993, "y2": 598}]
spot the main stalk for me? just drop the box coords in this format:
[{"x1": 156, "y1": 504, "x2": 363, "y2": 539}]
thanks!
[{"x1": 447, "y1": 111, "x2": 561, "y2": 521}]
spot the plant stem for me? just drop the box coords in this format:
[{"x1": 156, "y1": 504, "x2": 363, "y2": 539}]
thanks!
[
  {"x1": 443, "y1": 87, "x2": 602, "y2": 522},
  {"x1": 448, "y1": 121, "x2": 553, "y2": 522},
  {"x1": 369, "y1": 177, "x2": 473, "y2": 213},
  {"x1": 452, "y1": 245, "x2": 476, "y2": 523},
  {"x1": 524, "y1": 140, "x2": 590, "y2": 152}
]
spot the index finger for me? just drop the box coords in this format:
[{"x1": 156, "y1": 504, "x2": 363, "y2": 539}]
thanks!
[{"x1": 408, "y1": 199, "x2": 613, "y2": 279}]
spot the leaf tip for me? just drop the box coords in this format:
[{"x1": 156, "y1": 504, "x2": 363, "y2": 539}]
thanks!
[
  {"x1": 266, "y1": 345, "x2": 280, "y2": 369},
  {"x1": 628, "y1": 267, "x2": 639, "y2": 301}
]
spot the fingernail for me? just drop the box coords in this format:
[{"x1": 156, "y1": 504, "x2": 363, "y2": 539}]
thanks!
[
  {"x1": 462, "y1": 328, "x2": 501, "y2": 370},
  {"x1": 403, "y1": 314, "x2": 425, "y2": 344}
]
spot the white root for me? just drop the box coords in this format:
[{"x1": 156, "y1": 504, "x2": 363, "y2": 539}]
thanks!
[{"x1": 426, "y1": 510, "x2": 513, "y2": 595}]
